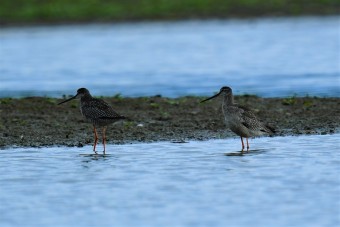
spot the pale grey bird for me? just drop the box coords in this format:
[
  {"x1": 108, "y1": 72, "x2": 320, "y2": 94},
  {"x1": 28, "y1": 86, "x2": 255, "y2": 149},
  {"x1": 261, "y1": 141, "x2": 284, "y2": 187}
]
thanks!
[
  {"x1": 201, "y1": 86, "x2": 274, "y2": 151},
  {"x1": 58, "y1": 88, "x2": 126, "y2": 154}
]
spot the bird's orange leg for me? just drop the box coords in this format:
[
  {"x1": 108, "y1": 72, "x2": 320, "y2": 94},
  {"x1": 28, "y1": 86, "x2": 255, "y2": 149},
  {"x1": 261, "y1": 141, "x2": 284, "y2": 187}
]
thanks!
[
  {"x1": 93, "y1": 126, "x2": 98, "y2": 154},
  {"x1": 240, "y1": 137, "x2": 245, "y2": 151},
  {"x1": 246, "y1": 138, "x2": 250, "y2": 151},
  {"x1": 102, "y1": 127, "x2": 106, "y2": 155}
]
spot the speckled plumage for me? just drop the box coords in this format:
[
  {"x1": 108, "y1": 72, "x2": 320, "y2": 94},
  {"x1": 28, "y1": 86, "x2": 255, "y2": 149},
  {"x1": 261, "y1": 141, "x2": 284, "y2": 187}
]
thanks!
[
  {"x1": 58, "y1": 88, "x2": 125, "y2": 154},
  {"x1": 79, "y1": 90, "x2": 124, "y2": 127},
  {"x1": 201, "y1": 86, "x2": 274, "y2": 151}
]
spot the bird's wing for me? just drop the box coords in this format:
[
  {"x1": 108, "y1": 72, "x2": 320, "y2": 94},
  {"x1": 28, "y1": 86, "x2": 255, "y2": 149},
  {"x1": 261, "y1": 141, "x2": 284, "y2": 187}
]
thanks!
[
  {"x1": 237, "y1": 105, "x2": 272, "y2": 133},
  {"x1": 82, "y1": 99, "x2": 125, "y2": 120},
  {"x1": 237, "y1": 105, "x2": 256, "y2": 117}
]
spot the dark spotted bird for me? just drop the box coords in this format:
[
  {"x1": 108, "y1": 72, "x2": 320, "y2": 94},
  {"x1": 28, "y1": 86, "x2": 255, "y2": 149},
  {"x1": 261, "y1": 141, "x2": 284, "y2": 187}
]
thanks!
[
  {"x1": 58, "y1": 88, "x2": 126, "y2": 154},
  {"x1": 201, "y1": 86, "x2": 274, "y2": 151}
]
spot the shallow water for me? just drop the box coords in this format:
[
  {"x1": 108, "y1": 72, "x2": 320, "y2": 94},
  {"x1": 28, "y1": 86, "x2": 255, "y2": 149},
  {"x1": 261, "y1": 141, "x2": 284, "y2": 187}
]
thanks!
[
  {"x1": 0, "y1": 134, "x2": 339, "y2": 227},
  {"x1": 0, "y1": 16, "x2": 339, "y2": 98}
]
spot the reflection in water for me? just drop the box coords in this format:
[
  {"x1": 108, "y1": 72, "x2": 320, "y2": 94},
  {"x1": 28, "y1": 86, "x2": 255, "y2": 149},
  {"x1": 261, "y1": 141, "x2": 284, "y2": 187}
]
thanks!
[
  {"x1": 224, "y1": 149, "x2": 269, "y2": 156},
  {"x1": 79, "y1": 153, "x2": 113, "y2": 158},
  {"x1": 80, "y1": 153, "x2": 114, "y2": 164},
  {"x1": 0, "y1": 134, "x2": 339, "y2": 227}
]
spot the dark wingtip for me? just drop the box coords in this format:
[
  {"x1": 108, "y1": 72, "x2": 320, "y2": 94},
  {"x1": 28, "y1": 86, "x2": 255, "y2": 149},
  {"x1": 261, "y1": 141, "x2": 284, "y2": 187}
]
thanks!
[
  {"x1": 98, "y1": 115, "x2": 131, "y2": 121},
  {"x1": 265, "y1": 124, "x2": 276, "y2": 134}
]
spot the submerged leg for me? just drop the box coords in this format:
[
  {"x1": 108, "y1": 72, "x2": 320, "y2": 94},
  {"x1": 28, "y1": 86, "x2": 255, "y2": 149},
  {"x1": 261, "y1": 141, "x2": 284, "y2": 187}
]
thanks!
[
  {"x1": 93, "y1": 126, "x2": 99, "y2": 154},
  {"x1": 102, "y1": 127, "x2": 107, "y2": 155},
  {"x1": 246, "y1": 138, "x2": 250, "y2": 151},
  {"x1": 240, "y1": 137, "x2": 245, "y2": 151}
]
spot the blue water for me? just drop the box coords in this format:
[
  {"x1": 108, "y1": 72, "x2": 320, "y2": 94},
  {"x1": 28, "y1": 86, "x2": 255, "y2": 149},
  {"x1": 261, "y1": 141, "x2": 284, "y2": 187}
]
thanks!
[
  {"x1": 0, "y1": 16, "x2": 339, "y2": 98},
  {"x1": 0, "y1": 134, "x2": 339, "y2": 227}
]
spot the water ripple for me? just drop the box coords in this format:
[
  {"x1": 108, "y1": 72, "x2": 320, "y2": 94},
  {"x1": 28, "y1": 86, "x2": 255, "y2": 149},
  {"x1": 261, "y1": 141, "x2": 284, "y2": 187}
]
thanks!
[
  {"x1": 0, "y1": 16, "x2": 339, "y2": 98},
  {"x1": 0, "y1": 134, "x2": 339, "y2": 226}
]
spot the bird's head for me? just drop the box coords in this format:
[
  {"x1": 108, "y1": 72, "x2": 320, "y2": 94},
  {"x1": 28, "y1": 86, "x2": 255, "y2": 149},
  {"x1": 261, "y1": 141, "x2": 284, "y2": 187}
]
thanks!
[
  {"x1": 200, "y1": 86, "x2": 233, "y2": 103},
  {"x1": 76, "y1": 88, "x2": 90, "y2": 97},
  {"x1": 58, "y1": 88, "x2": 90, "y2": 105}
]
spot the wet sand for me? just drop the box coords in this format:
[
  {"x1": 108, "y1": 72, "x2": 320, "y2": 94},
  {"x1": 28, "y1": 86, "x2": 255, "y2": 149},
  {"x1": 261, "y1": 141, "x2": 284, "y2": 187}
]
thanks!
[{"x1": 0, "y1": 95, "x2": 339, "y2": 148}]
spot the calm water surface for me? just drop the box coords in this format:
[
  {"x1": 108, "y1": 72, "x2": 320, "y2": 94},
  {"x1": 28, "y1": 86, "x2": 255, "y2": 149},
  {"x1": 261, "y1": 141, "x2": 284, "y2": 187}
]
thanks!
[
  {"x1": 0, "y1": 16, "x2": 339, "y2": 98},
  {"x1": 0, "y1": 134, "x2": 339, "y2": 227}
]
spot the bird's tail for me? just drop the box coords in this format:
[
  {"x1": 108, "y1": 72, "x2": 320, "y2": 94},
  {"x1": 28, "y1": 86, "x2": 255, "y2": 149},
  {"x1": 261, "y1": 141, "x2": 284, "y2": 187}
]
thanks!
[
  {"x1": 265, "y1": 124, "x2": 276, "y2": 136},
  {"x1": 99, "y1": 115, "x2": 132, "y2": 121}
]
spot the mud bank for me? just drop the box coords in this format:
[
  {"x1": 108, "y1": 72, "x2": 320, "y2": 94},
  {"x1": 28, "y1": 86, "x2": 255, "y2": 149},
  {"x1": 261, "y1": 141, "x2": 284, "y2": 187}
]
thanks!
[{"x1": 0, "y1": 95, "x2": 339, "y2": 148}]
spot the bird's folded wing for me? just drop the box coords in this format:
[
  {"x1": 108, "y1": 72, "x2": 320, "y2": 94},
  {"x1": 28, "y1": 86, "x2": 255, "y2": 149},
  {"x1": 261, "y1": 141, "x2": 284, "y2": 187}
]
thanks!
[{"x1": 82, "y1": 99, "x2": 123, "y2": 119}]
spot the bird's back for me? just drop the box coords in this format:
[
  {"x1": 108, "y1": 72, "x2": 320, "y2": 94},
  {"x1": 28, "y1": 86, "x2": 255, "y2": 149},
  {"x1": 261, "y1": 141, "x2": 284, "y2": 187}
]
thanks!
[
  {"x1": 223, "y1": 104, "x2": 274, "y2": 137},
  {"x1": 80, "y1": 97, "x2": 125, "y2": 126}
]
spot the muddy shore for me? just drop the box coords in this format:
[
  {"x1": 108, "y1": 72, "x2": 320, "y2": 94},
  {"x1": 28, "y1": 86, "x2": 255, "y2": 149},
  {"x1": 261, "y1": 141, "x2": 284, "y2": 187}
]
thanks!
[{"x1": 0, "y1": 95, "x2": 339, "y2": 148}]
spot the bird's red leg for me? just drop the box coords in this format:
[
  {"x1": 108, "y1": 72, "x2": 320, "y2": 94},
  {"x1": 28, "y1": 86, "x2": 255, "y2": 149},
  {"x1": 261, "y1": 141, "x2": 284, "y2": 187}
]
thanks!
[
  {"x1": 102, "y1": 127, "x2": 106, "y2": 155},
  {"x1": 93, "y1": 126, "x2": 98, "y2": 154},
  {"x1": 246, "y1": 138, "x2": 249, "y2": 151},
  {"x1": 240, "y1": 137, "x2": 245, "y2": 151}
]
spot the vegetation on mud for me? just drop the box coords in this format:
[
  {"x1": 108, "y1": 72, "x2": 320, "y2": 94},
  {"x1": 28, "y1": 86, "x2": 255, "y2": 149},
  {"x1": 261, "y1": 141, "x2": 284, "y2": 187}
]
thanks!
[
  {"x1": 0, "y1": 96, "x2": 339, "y2": 148},
  {"x1": 0, "y1": 0, "x2": 338, "y2": 25}
]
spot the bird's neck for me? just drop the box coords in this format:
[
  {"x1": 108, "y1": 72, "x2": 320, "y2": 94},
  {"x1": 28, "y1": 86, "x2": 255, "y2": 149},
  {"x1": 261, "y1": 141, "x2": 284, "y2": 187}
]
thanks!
[
  {"x1": 81, "y1": 93, "x2": 92, "y2": 101},
  {"x1": 222, "y1": 93, "x2": 234, "y2": 108}
]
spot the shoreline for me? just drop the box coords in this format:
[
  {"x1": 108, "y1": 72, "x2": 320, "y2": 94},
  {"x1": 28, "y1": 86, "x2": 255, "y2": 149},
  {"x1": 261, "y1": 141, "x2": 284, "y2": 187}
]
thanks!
[
  {"x1": 1, "y1": 14, "x2": 338, "y2": 28},
  {"x1": 1, "y1": 96, "x2": 339, "y2": 148}
]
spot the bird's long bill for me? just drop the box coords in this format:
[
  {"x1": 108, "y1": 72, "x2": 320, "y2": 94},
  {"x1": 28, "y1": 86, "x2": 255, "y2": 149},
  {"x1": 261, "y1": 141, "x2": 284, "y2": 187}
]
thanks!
[
  {"x1": 57, "y1": 95, "x2": 78, "y2": 105},
  {"x1": 200, "y1": 92, "x2": 221, "y2": 103}
]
